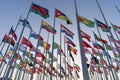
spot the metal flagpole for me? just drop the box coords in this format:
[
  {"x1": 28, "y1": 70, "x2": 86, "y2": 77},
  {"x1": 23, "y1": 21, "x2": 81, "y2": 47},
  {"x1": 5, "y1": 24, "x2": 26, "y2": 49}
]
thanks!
[
  {"x1": 50, "y1": 8, "x2": 56, "y2": 80},
  {"x1": 73, "y1": 0, "x2": 90, "y2": 80}
]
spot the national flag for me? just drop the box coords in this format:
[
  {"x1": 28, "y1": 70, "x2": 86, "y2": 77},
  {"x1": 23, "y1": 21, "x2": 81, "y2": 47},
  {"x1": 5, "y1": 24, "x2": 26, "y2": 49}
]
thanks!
[
  {"x1": 64, "y1": 36, "x2": 76, "y2": 47},
  {"x1": 55, "y1": 8, "x2": 72, "y2": 24},
  {"x1": 105, "y1": 44, "x2": 112, "y2": 50},
  {"x1": 21, "y1": 37, "x2": 33, "y2": 48},
  {"x1": 19, "y1": 18, "x2": 33, "y2": 31},
  {"x1": 78, "y1": 16, "x2": 95, "y2": 28},
  {"x1": 37, "y1": 34, "x2": 43, "y2": 41},
  {"x1": 93, "y1": 32, "x2": 107, "y2": 44},
  {"x1": 67, "y1": 44, "x2": 77, "y2": 55},
  {"x1": 19, "y1": 45, "x2": 27, "y2": 52},
  {"x1": 53, "y1": 42, "x2": 60, "y2": 49},
  {"x1": 93, "y1": 42, "x2": 104, "y2": 50},
  {"x1": 111, "y1": 23, "x2": 120, "y2": 34},
  {"x1": 84, "y1": 48, "x2": 91, "y2": 54},
  {"x1": 2, "y1": 34, "x2": 15, "y2": 47},
  {"x1": 41, "y1": 20, "x2": 56, "y2": 34},
  {"x1": 9, "y1": 27, "x2": 17, "y2": 40},
  {"x1": 82, "y1": 40, "x2": 92, "y2": 48},
  {"x1": 38, "y1": 40, "x2": 51, "y2": 50},
  {"x1": 30, "y1": 31, "x2": 38, "y2": 39},
  {"x1": 81, "y1": 30, "x2": 91, "y2": 42},
  {"x1": 61, "y1": 24, "x2": 74, "y2": 39},
  {"x1": 95, "y1": 19, "x2": 109, "y2": 32},
  {"x1": 30, "y1": 3, "x2": 49, "y2": 18},
  {"x1": 48, "y1": 51, "x2": 57, "y2": 62}
]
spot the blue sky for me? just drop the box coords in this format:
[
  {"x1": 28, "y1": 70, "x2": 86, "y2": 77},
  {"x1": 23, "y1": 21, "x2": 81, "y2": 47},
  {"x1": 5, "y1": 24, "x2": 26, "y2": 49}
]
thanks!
[{"x1": 0, "y1": 0, "x2": 120, "y2": 80}]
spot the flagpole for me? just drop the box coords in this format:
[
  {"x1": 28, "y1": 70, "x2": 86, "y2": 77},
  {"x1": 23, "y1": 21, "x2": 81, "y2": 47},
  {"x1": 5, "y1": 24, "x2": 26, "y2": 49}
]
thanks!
[
  {"x1": 95, "y1": 0, "x2": 120, "y2": 56},
  {"x1": 73, "y1": 0, "x2": 90, "y2": 80},
  {"x1": 50, "y1": 8, "x2": 56, "y2": 80},
  {"x1": 115, "y1": 5, "x2": 120, "y2": 14},
  {"x1": 3, "y1": 2, "x2": 32, "y2": 80}
]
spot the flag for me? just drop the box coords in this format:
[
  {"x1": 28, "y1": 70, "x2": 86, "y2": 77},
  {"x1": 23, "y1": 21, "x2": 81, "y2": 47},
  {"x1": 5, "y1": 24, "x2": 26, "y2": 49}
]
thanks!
[
  {"x1": 53, "y1": 42, "x2": 60, "y2": 49},
  {"x1": 31, "y1": 3, "x2": 49, "y2": 18},
  {"x1": 105, "y1": 44, "x2": 112, "y2": 50},
  {"x1": 2, "y1": 34, "x2": 15, "y2": 47},
  {"x1": 93, "y1": 42, "x2": 104, "y2": 50},
  {"x1": 19, "y1": 19, "x2": 33, "y2": 31},
  {"x1": 78, "y1": 16, "x2": 95, "y2": 28},
  {"x1": 84, "y1": 48, "x2": 91, "y2": 54},
  {"x1": 38, "y1": 34, "x2": 43, "y2": 41},
  {"x1": 41, "y1": 20, "x2": 56, "y2": 34},
  {"x1": 61, "y1": 24, "x2": 74, "y2": 39},
  {"x1": 67, "y1": 44, "x2": 77, "y2": 55},
  {"x1": 93, "y1": 32, "x2": 107, "y2": 44},
  {"x1": 30, "y1": 31, "x2": 38, "y2": 39},
  {"x1": 55, "y1": 8, "x2": 72, "y2": 24},
  {"x1": 38, "y1": 40, "x2": 51, "y2": 50},
  {"x1": 111, "y1": 23, "x2": 120, "y2": 31},
  {"x1": 82, "y1": 40, "x2": 92, "y2": 48},
  {"x1": 64, "y1": 36, "x2": 76, "y2": 47},
  {"x1": 9, "y1": 27, "x2": 17, "y2": 40},
  {"x1": 81, "y1": 30, "x2": 91, "y2": 42},
  {"x1": 95, "y1": 19, "x2": 109, "y2": 32},
  {"x1": 21, "y1": 37, "x2": 33, "y2": 48}
]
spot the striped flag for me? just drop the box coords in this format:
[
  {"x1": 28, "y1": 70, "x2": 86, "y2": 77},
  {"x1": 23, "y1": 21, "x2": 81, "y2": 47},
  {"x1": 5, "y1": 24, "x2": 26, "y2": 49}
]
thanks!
[
  {"x1": 61, "y1": 24, "x2": 74, "y2": 39},
  {"x1": 41, "y1": 20, "x2": 56, "y2": 34},
  {"x1": 78, "y1": 15, "x2": 95, "y2": 28}
]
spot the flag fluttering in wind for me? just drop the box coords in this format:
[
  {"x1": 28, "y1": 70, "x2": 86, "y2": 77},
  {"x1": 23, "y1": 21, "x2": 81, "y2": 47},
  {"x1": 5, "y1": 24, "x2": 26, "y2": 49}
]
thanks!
[
  {"x1": 93, "y1": 42, "x2": 104, "y2": 50},
  {"x1": 2, "y1": 34, "x2": 15, "y2": 47},
  {"x1": 19, "y1": 18, "x2": 33, "y2": 31},
  {"x1": 9, "y1": 27, "x2": 17, "y2": 41},
  {"x1": 111, "y1": 23, "x2": 120, "y2": 34},
  {"x1": 67, "y1": 44, "x2": 77, "y2": 55},
  {"x1": 64, "y1": 36, "x2": 76, "y2": 47},
  {"x1": 78, "y1": 15, "x2": 95, "y2": 28},
  {"x1": 41, "y1": 20, "x2": 56, "y2": 34},
  {"x1": 30, "y1": 3, "x2": 49, "y2": 18},
  {"x1": 61, "y1": 24, "x2": 74, "y2": 39},
  {"x1": 95, "y1": 19, "x2": 109, "y2": 32},
  {"x1": 38, "y1": 40, "x2": 51, "y2": 50},
  {"x1": 21, "y1": 37, "x2": 33, "y2": 48},
  {"x1": 93, "y1": 32, "x2": 107, "y2": 44},
  {"x1": 82, "y1": 40, "x2": 92, "y2": 48},
  {"x1": 81, "y1": 30, "x2": 91, "y2": 42},
  {"x1": 55, "y1": 8, "x2": 72, "y2": 24}
]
